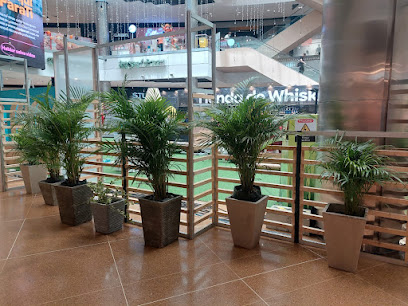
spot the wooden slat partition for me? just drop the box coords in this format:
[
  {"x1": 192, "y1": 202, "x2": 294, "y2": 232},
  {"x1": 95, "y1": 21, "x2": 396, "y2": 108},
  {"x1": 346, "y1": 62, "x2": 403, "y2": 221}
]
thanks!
[
  {"x1": 215, "y1": 145, "x2": 297, "y2": 242},
  {"x1": 299, "y1": 138, "x2": 408, "y2": 263},
  {"x1": 0, "y1": 100, "x2": 30, "y2": 191}
]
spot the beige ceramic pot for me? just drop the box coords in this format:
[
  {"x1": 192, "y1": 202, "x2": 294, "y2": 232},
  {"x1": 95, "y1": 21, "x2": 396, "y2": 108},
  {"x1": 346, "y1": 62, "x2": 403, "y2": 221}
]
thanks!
[
  {"x1": 226, "y1": 195, "x2": 268, "y2": 249},
  {"x1": 20, "y1": 164, "x2": 47, "y2": 194},
  {"x1": 323, "y1": 203, "x2": 368, "y2": 272}
]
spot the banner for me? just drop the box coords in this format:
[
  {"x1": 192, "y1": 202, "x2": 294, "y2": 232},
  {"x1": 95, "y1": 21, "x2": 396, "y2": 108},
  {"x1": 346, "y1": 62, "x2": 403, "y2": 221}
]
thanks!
[{"x1": 0, "y1": 0, "x2": 44, "y2": 69}]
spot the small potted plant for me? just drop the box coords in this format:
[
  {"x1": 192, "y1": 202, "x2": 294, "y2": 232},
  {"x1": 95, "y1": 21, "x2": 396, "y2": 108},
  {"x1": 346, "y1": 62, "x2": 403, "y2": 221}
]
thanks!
[
  {"x1": 13, "y1": 117, "x2": 47, "y2": 194},
  {"x1": 51, "y1": 89, "x2": 96, "y2": 226},
  {"x1": 320, "y1": 136, "x2": 401, "y2": 272},
  {"x1": 201, "y1": 79, "x2": 291, "y2": 249},
  {"x1": 104, "y1": 84, "x2": 185, "y2": 248},
  {"x1": 89, "y1": 181, "x2": 126, "y2": 234}
]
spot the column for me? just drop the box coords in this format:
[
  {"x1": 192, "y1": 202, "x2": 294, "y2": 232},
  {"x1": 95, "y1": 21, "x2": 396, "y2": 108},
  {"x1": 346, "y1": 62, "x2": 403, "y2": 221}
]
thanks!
[{"x1": 95, "y1": 0, "x2": 110, "y2": 92}]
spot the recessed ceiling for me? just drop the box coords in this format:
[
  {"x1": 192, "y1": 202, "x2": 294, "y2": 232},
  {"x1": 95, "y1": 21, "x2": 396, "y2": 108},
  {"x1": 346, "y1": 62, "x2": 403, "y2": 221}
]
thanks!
[{"x1": 42, "y1": 0, "x2": 310, "y2": 25}]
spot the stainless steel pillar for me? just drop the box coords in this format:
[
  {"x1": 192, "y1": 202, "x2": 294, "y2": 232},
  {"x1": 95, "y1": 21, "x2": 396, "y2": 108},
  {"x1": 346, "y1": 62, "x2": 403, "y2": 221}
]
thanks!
[
  {"x1": 96, "y1": 0, "x2": 111, "y2": 92},
  {"x1": 318, "y1": 0, "x2": 396, "y2": 132}
]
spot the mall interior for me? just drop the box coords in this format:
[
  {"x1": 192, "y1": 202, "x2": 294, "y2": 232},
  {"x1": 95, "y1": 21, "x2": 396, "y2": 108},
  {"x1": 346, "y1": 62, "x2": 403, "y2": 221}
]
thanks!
[{"x1": 1, "y1": 0, "x2": 408, "y2": 305}]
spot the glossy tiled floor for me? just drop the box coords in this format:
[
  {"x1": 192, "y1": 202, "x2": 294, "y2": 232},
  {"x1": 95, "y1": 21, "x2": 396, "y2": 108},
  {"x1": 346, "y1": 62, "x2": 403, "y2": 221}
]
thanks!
[{"x1": 1, "y1": 190, "x2": 408, "y2": 306}]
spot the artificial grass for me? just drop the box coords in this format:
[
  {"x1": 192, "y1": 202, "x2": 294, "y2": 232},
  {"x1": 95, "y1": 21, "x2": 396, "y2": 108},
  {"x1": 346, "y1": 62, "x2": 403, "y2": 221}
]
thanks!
[{"x1": 99, "y1": 152, "x2": 290, "y2": 208}]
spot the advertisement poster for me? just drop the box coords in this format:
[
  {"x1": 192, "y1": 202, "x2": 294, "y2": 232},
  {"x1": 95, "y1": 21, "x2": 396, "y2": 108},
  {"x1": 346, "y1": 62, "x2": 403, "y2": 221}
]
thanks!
[
  {"x1": 0, "y1": 0, "x2": 45, "y2": 69},
  {"x1": 44, "y1": 31, "x2": 92, "y2": 51}
]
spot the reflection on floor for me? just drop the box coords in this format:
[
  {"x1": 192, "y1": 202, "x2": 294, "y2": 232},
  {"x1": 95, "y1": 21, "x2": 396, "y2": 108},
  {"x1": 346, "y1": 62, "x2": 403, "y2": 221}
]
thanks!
[{"x1": 0, "y1": 190, "x2": 408, "y2": 305}]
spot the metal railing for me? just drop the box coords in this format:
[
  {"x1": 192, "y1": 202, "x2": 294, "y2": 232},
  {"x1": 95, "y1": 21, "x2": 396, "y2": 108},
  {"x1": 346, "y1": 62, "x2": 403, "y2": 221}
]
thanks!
[{"x1": 220, "y1": 36, "x2": 320, "y2": 82}]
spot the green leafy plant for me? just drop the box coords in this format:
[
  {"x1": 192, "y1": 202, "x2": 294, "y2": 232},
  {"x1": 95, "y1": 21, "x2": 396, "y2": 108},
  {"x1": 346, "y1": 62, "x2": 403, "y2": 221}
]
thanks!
[
  {"x1": 89, "y1": 180, "x2": 120, "y2": 204},
  {"x1": 45, "y1": 88, "x2": 96, "y2": 186},
  {"x1": 320, "y1": 135, "x2": 402, "y2": 216},
  {"x1": 12, "y1": 122, "x2": 42, "y2": 166},
  {"x1": 200, "y1": 79, "x2": 291, "y2": 201},
  {"x1": 103, "y1": 84, "x2": 185, "y2": 201},
  {"x1": 13, "y1": 85, "x2": 63, "y2": 182},
  {"x1": 119, "y1": 59, "x2": 165, "y2": 69}
]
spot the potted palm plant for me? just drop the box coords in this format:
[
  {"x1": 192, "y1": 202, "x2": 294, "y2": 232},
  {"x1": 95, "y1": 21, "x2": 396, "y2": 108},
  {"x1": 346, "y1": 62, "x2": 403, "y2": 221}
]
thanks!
[
  {"x1": 13, "y1": 126, "x2": 48, "y2": 195},
  {"x1": 320, "y1": 136, "x2": 401, "y2": 272},
  {"x1": 104, "y1": 85, "x2": 185, "y2": 248},
  {"x1": 13, "y1": 117, "x2": 47, "y2": 194},
  {"x1": 89, "y1": 181, "x2": 126, "y2": 234},
  {"x1": 201, "y1": 80, "x2": 291, "y2": 249},
  {"x1": 51, "y1": 89, "x2": 95, "y2": 226},
  {"x1": 23, "y1": 86, "x2": 64, "y2": 205}
]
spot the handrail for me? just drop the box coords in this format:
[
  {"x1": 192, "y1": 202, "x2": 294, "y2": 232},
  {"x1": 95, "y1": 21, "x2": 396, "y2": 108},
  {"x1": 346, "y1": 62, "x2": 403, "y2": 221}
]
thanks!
[{"x1": 220, "y1": 35, "x2": 320, "y2": 81}]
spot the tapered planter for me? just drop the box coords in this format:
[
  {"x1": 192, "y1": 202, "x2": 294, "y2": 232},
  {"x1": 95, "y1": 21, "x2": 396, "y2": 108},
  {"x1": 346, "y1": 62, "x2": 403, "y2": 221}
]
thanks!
[
  {"x1": 139, "y1": 194, "x2": 182, "y2": 248},
  {"x1": 226, "y1": 194, "x2": 268, "y2": 249},
  {"x1": 20, "y1": 164, "x2": 47, "y2": 194},
  {"x1": 38, "y1": 180, "x2": 62, "y2": 206},
  {"x1": 91, "y1": 198, "x2": 126, "y2": 234},
  {"x1": 54, "y1": 183, "x2": 93, "y2": 226},
  {"x1": 323, "y1": 203, "x2": 368, "y2": 273}
]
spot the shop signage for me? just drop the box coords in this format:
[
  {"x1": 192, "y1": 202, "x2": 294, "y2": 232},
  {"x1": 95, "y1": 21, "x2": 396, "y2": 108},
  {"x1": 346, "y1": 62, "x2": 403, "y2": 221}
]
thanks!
[
  {"x1": 0, "y1": 0, "x2": 44, "y2": 69},
  {"x1": 216, "y1": 86, "x2": 318, "y2": 105}
]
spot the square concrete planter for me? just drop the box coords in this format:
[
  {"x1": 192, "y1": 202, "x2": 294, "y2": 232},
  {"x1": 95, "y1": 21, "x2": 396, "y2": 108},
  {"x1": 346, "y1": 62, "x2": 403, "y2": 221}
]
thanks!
[
  {"x1": 54, "y1": 183, "x2": 93, "y2": 226},
  {"x1": 139, "y1": 194, "x2": 182, "y2": 248},
  {"x1": 91, "y1": 198, "x2": 126, "y2": 234},
  {"x1": 226, "y1": 194, "x2": 268, "y2": 249},
  {"x1": 20, "y1": 164, "x2": 47, "y2": 194},
  {"x1": 323, "y1": 203, "x2": 368, "y2": 273},
  {"x1": 38, "y1": 180, "x2": 62, "y2": 206}
]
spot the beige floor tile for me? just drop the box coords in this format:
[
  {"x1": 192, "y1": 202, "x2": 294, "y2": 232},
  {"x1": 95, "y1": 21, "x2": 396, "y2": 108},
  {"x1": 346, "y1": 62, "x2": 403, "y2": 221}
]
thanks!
[
  {"x1": 304, "y1": 247, "x2": 385, "y2": 271},
  {"x1": 106, "y1": 223, "x2": 145, "y2": 243},
  {"x1": 43, "y1": 286, "x2": 127, "y2": 306},
  {"x1": 244, "y1": 259, "x2": 346, "y2": 300},
  {"x1": 0, "y1": 243, "x2": 120, "y2": 305},
  {"x1": 9, "y1": 215, "x2": 108, "y2": 257},
  {"x1": 25, "y1": 200, "x2": 60, "y2": 219},
  {"x1": 111, "y1": 237, "x2": 221, "y2": 284},
  {"x1": 0, "y1": 191, "x2": 33, "y2": 221},
  {"x1": 358, "y1": 263, "x2": 408, "y2": 303},
  {"x1": 124, "y1": 262, "x2": 239, "y2": 305},
  {"x1": 226, "y1": 243, "x2": 319, "y2": 278},
  {"x1": 199, "y1": 227, "x2": 262, "y2": 261},
  {"x1": 265, "y1": 274, "x2": 406, "y2": 306},
  {"x1": 0, "y1": 220, "x2": 23, "y2": 259},
  {"x1": 0, "y1": 260, "x2": 5, "y2": 274},
  {"x1": 150, "y1": 280, "x2": 263, "y2": 306}
]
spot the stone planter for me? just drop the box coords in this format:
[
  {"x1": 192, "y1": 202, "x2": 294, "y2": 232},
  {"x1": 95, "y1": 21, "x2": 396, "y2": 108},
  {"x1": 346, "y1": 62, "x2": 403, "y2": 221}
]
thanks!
[
  {"x1": 20, "y1": 164, "x2": 47, "y2": 194},
  {"x1": 54, "y1": 183, "x2": 93, "y2": 226},
  {"x1": 38, "y1": 180, "x2": 62, "y2": 206},
  {"x1": 226, "y1": 194, "x2": 268, "y2": 249},
  {"x1": 323, "y1": 203, "x2": 368, "y2": 272},
  {"x1": 91, "y1": 198, "x2": 126, "y2": 234},
  {"x1": 139, "y1": 194, "x2": 182, "y2": 248}
]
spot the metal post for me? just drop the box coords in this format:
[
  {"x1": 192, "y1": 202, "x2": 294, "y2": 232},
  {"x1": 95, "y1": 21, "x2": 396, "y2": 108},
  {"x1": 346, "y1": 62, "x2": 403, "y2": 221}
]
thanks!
[
  {"x1": 23, "y1": 59, "x2": 30, "y2": 106},
  {"x1": 63, "y1": 35, "x2": 70, "y2": 100},
  {"x1": 186, "y1": 10, "x2": 195, "y2": 239},
  {"x1": 294, "y1": 135, "x2": 303, "y2": 243},
  {"x1": 211, "y1": 25, "x2": 217, "y2": 98},
  {"x1": 96, "y1": 0, "x2": 111, "y2": 93},
  {"x1": 212, "y1": 145, "x2": 218, "y2": 225},
  {"x1": 210, "y1": 24, "x2": 218, "y2": 226},
  {"x1": 121, "y1": 133, "x2": 128, "y2": 222}
]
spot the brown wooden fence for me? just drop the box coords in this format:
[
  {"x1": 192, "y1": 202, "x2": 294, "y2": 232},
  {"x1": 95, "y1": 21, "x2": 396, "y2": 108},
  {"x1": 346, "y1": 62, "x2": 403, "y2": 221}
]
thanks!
[{"x1": 2, "y1": 114, "x2": 408, "y2": 263}]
